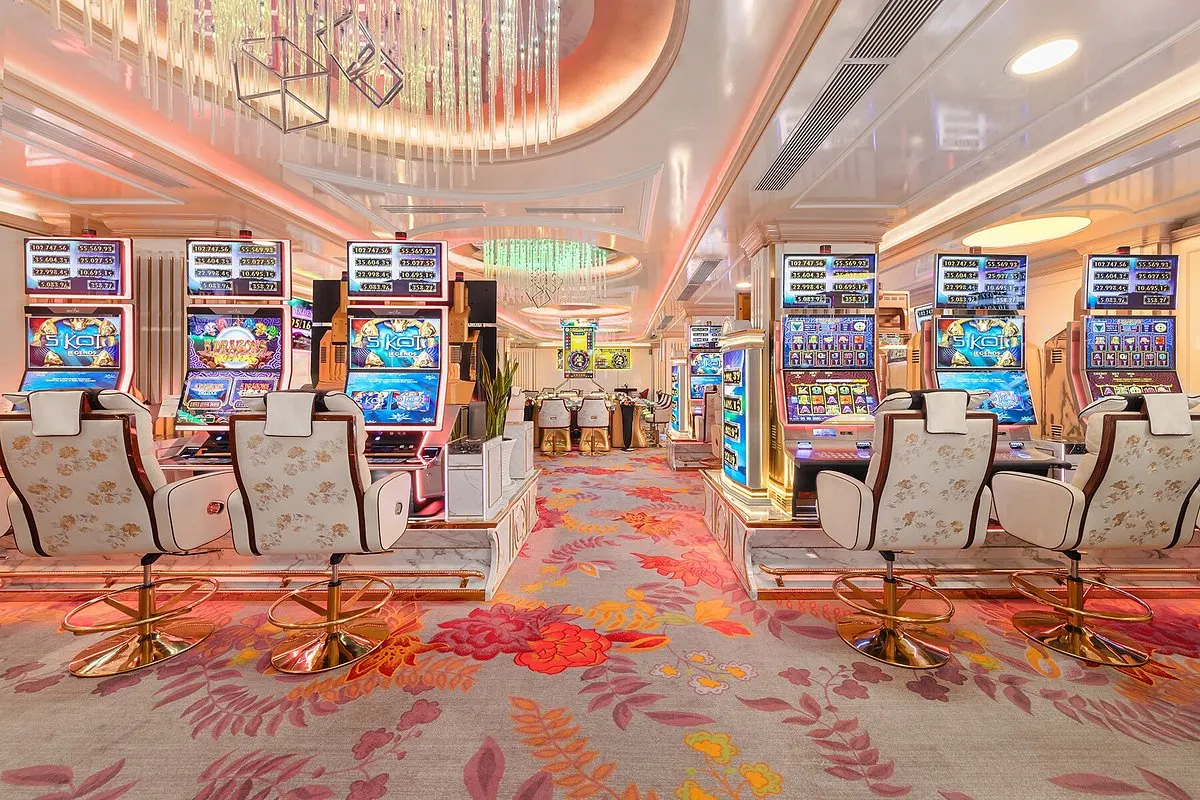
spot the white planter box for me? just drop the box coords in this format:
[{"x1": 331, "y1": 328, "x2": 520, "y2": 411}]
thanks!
[
  {"x1": 504, "y1": 421, "x2": 534, "y2": 480},
  {"x1": 447, "y1": 437, "x2": 505, "y2": 519}
]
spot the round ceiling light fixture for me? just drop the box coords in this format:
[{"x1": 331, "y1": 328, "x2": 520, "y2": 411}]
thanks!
[
  {"x1": 1009, "y1": 38, "x2": 1079, "y2": 76},
  {"x1": 735, "y1": 281, "x2": 752, "y2": 290},
  {"x1": 962, "y1": 216, "x2": 1091, "y2": 248}
]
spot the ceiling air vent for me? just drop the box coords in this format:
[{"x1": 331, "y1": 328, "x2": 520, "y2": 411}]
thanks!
[
  {"x1": 652, "y1": 314, "x2": 676, "y2": 335},
  {"x1": 2, "y1": 105, "x2": 188, "y2": 190},
  {"x1": 524, "y1": 205, "x2": 625, "y2": 215},
  {"x1": 676, "y1": 259, "x2": 723, "y2": 302},
  {"x1": 380, "y1": 204, "x2": 486, "y2": 214},
  {"x1": 756, "y1": 0, "x2": 943, "y2": 192}
]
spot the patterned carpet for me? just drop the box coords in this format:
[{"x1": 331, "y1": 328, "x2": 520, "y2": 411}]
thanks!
[{"x1": 0, "y1": 451, "x2": 1199, "y2": 800}]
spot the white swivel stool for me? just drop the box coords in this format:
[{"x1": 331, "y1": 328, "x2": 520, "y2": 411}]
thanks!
[
  {"x1": 993, "y1": 393, "x2": 1200, "y2": 667},
  {"x1": 577, "y1": 396, "x2": 611, "y2": 455},
  {"x1": 0, "y1": 389, "x2": 233, "y2": 677},
  {"x1": 650, "y1": 391, "x2": 672, "y2": 446},
  {"x1": 537, "y1": 397, "x2": 572, "y2": 455},
  {"x1": 229, "y1": 390, "x2": 413, "y2": 674},
  {"x1": 816, "y1": 390, "x2": 997, "y2": 669}
]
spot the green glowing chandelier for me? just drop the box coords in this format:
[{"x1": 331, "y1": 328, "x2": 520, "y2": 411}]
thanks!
[{"x1": 482, "y1": 238, "x2": 607, "y2": 308}]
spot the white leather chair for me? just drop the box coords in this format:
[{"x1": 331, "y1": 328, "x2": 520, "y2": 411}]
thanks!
[
  {"x1": 816, "y1": 390, "x2": 997, "y2": 669},
  {"x1": 537, "y1": 397, "x2": 571, "y2": 455},
  {"x1": 228, "y1": 390, "x2": 413, "y2": 674},
  {"x1": 993, "y1": 393, "x2": 1200, "y2": 667},
  {"x1": 649, "y1": 391, "x2": 672, "y2": 447},
  {"x1": 0, "y1": 389, "x2": 233, "y2": 677},
  {"x1": 577, "y1": 396, "x2": 611, "y2": 455}
]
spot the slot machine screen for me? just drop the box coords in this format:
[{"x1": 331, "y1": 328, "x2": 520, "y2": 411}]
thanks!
[
  {"x1": 21, "y1": 308, "x2": 124, "y2": 391},
  {"x1": 1083, "y1": 316, "x2": 1175, "y2": 372},
  {"x1": 935, "y1": 370, "x2": 1036, "y2": 425},
  {"x1": 782, "y1": 370, "x2": 879, "y2": 425},
  {"x1": 1085, "y1": 371, "x2": 1182, "y2": 398},
  {"x1": 781, "y1": 315, "x2": 875, "y2": 371},
  {"x1": 935, "y1": 254, "x2": 1027, "y2": 311},
  {"x1": 1085, "y1": 255, "x2": 1177, "y2": 310},
  {"x1": 186, "y1": 239, "x2": 288, "y2": 299},
  {"x1": 24, "y1": 238, "x2": 129, "y2": 299},
  {"x1": 689, "y1": 351, "x2": 722, "y2": 377},
  {"x1": 289, "y1": 298, "x2": 313, "y2": 351},
  {"x1": 722, "y1": 348, "x2": 749, "y2": 484},
  {"x1": 347, "y1": 240, "x2": 447, "y2": 301},
  {"x1": 176, "y1": 309, "x2": 285, "y2": 427},
  {"x1": 935, "y1": 316, "x2": 1024, "y2": 370},
  {"x1": 344, "y1": 308, "x2": 444, "y2": 428},
  {"x1": 690, "y1": 375, "x2": 722, "y2": 400},
  {"x1": 671, "y1": 364, "x2": 682, "y2": 431}
]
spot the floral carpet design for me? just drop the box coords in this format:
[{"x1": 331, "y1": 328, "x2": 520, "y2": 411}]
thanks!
[{"x1": 0, "y1": 451, "x2": 1199, "y2": 798}]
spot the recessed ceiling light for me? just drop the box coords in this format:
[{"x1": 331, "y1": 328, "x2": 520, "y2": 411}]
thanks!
[
  {"x1": 735, "y1": 281, "x2": 752, "y2": 290},
  {"x1": 1009, "y1": 38, "x2": 1079, "y2": 76},
  {"x1": 962, "y1": 216, "x2": 1091, "y2": 248}
]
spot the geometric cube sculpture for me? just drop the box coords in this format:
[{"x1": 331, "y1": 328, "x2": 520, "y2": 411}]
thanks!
[
  {"x1": 318, "y1": 11, "x2": 404, "y2": 109},
  {"x1": 234, "y1": 36, "x2": 331, "y2": 132}
]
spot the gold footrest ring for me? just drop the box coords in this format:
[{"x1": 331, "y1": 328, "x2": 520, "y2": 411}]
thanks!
[
  {"x1": 1010, "y1": 571, "x2": 1153, "y2": 624},
  {"x1": 1012, "y1": 610, "x2": 1149, "y2": 667},
  {"x1": 837, "y1": 614, "x2": 951, "y2": 670},
  {"x1": 62, "y1": 577, "x2": 219, "y2": 635},
  {"x1": 831, "y1": 573, "x2": 955, "y2": 625},
  {"x1": 68, "y1": 618, "x2": 214, "y2": 678},
  {"x1": 270, "y1": 618, "x2": 390, "y2": 674},
  {"x1": 267, "y1": 575, "x2": 394, "y2": 632}
]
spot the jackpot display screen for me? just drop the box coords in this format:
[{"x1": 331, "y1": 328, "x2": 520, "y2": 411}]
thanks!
[
  {"x1": 1086, "y1": 371, "x2": 1182, "y2": 398},
  {"x1": 345, "y1": 309, "x2": 443, "y2": 427},
  {"x1": 781, "y1": 315, "x2": 875, "y2": 371},
  {"x1": 289, "y1": 298, "x2": 313, "y2": 351},
  {"x1": 347, "y1": 240, "x2": 446, "y2": 301},
  {"x1": 21, "y1": 309, "x2": 124, "y2": 392},
  {"x1": 781, "y1": 253, "x2": 876, "y2": 309},
  {"x1": 936, "y1": 370, "x2": 1036, "y2": 425},
  {"x1": 1084, "y1": 316, "x2": 1175, "y2": 371},
  {"x1": 671, "y1": 364, "x2": 682, "y2": 432},
  {"x1": 935, "y1": 254, "x2": 1027, "y2": 311},
  {"x1": 783, "y1": 370, "x2": 879, "y2": 425},
  {"x1": 1085, "y1": 255, "x2": 1177, "y2": 310},
  {"x1": 722, "y1": 349, "x2": 748, "y2": 484},
  {"x1": 935, "y1": 316, "x2": 1024, "y2": 369},
  {"x1": 688, "y1": 325, "x2": 723, "y2": 351},
  {"x1": 25, "y1": 238, "x2": 128, "y2": 298},
  {"x1": 690, "y1": 351, "x2": 722, "y2": 377},
  {"x1": 176, "y1": 309, "x2": 285, "y2": 427},
  {"x1": 912, "y1": 303, "x2": 934, "y2": 331},
  {"x1": 186, "y1": 239, "x2": 287, "y2": 298}
]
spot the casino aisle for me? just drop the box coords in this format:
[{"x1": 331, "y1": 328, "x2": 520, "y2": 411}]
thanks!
[{"x1": 0, "y1": 449, "x2": 1199, "y2": 798}]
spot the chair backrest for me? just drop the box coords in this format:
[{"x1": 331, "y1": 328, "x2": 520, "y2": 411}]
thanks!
[
  {"x1": 578, "y1": 398, "x2": 609, "y2": 427},
  {"x1": 863, "y1": 390, "x2": 997, "y2": 550},
  {"x1": 1071, "y1": 393, "x2": 1200, "y2": 550},
  {"x1": 0, "y1": 390, "x2": 163, "y2": 557},
  {"x1": 230, "y1": 391, "x2": 377, "y2": 555},
  {"x1": 538, "y1": 398, "x2": 571, "y2": 427}
]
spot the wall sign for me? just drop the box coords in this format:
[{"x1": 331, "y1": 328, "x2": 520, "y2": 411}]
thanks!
[{"x1": 561, "y1": 321, "x2": 597, "y2": 379}]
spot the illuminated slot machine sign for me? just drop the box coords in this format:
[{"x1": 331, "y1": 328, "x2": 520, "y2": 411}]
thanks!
[
  {"x1": 1082, "y1": 316, "x2": 1181, "y2": 397},
  {"x1": 934, "y1": 254, "x2": 1028, "y2": 311},
  {"x1": 782, "y1": 253, "x2": 876, "y2": 309},
  {"x1": 25, "y1": 237, "x2": 130, "y2": 299},
  {"x1": 933, "y1": 316, "x2": 1035, "y2": 424},
  {"x1": 176, "y1": 309, "x2": 285, "y2": 428},
  {"x1": 912, "y1": 303, "x2": 934, "y2": 332},
  {"x1": 186, "y1": 239, "x2": 288, "y2": 299},
  {"x1": 782, "y1": 371, "x2": 879, "y2": 425},
  {"x1": 781, "y1": 315, "x2": 875, "y2": 371},
  {"x1": 21, "y1": 307, "x2": 126, "y2": 391},
  {"x1": 289, "y1": 298, "x2": 313, "y2": 352},
  {"x1": 671, "y1": 364, "x2": 682, "y2": 431},
  {"x1": 1085, "y1": 255, "x2": 1177, "y2": 310},
  {"x1": 347, "y1": 240, "x2": 448, "y2": 302},
  {"x1": 345, "y1": 308, "x2": 446, "y2": 429},
  {"x1": 722, "y1": 349, "x2": 748, "y2": 483}
]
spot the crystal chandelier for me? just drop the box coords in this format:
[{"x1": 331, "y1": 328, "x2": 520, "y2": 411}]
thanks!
[
  {"x1": 49, "y1": 0, "x2": 562, "y2": 181},
  {"x1": 482, "y1": 238, "x2": 607, "y2": 308}
]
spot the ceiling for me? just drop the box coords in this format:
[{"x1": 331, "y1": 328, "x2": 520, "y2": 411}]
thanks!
[{"x1": 3, "y1": 0, "x2": 1200, "y2": 341}]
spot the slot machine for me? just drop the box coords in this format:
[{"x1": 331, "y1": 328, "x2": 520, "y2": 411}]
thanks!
[
  {"x1": 669, "y1": 359, "x2": 687, "y2": 437},
  {"x1": 925, "y1": 253, "x2": 1038, "y2": 450},
  {"x1": 18, "y1": 234, "x2": 134, "y2": 395},
  {"x1": 344, "y1": 237, "x2": 451, "y2": 518},
  {"x1": 175, "y1": 234, "x2": 292, "y2": 457},
  {"x1": 720, "y1": 324, "x2": 768, "y2": 503},
  {"x1": 772, "y1": 245, "x2": 880, "y2": 516},
  {"x1": 1044, "y1": 250, "x2": 1180, "y2": 446},
  {"x1": 686, "y1": 323, "x2": 723, "y2": 441}
]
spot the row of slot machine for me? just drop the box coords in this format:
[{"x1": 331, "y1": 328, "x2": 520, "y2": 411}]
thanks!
[
  {"x1": 16, "y1": 233, "x2": 457, "y2": 515},
  {"x1": 712, "y1": 244, "x2": 1183, "y2": 514}
]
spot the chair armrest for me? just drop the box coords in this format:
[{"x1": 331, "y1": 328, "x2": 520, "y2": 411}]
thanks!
[
  {"x1": 153, "y1": 471, "x2": 238, "y2": 552},
  {"x1": 991, "y1": 472, "x2": 1084, "y2": 551},
  {"x1": 227, "y1": 487, "x2": 253, "y2": 556},
  {"x1": 816, "y1": 470, "x2": 874, "y2": 550},
  {"x1": 364, "y1": 471, "x2": 413, "y2": 552}
]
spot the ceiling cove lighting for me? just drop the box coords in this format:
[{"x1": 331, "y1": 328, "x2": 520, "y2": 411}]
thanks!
[
  {"x1": 735, "y1": 281, "x2": 752, "y2": 290},
  {"x1": 1009, "y1": 39, "x2": 1079, "y2": 76},
  {"x1": 962, "y1": 216, "x2": 1091, "y2": 248}
]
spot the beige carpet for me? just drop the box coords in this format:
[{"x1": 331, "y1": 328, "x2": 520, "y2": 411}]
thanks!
[{"x1": 0, "y1": 450, "x2": 1197, "y2": 799}]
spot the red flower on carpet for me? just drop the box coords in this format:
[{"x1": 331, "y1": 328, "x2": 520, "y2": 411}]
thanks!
[
  {"x1": 513, "y1": 622, "x2": 612, "y2": 675},
  {"x1": 352, "y1": 728, "x2": 394, "y2": 760},
  {"x1": 347, "y1": 774, "x2": 389, "y2": 800},
  {"x1": 431, "y1": 604, "x2": 580, "y2": 660},
  {"x1": 627, "y1": 485, "x2": 676, "y2": 502},
  {"x1": 533, "y1": 496, "x2": 568, "y2": 533},
  {"x1": 634, "y1": 550, "x2": 734, "y2": 589}
]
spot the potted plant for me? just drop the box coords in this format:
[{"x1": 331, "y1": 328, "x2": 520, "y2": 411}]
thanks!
[{"x1": 480, "y1": 355, "x2": 520, "y2": 485}]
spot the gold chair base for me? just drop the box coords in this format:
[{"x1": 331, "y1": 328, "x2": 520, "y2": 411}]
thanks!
[
  {"x1": 270, "y1": 619, "x2": 389, "y2": 674},
  {"x1": 541, "y1": 428, "x2": 571, "y2": 455},
  {"x1": 1012, "y1": 611, "x2": 1148, "y2": 667},
  {"x1": 69, "y1": 619, "x2": 213, "y2": 677},
  {"x1": 837, "y1": 614, "x2": 951, "y2": 670},
  {"x1": 579, "y1": 428, "x2": 610, "y2": 455}
]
